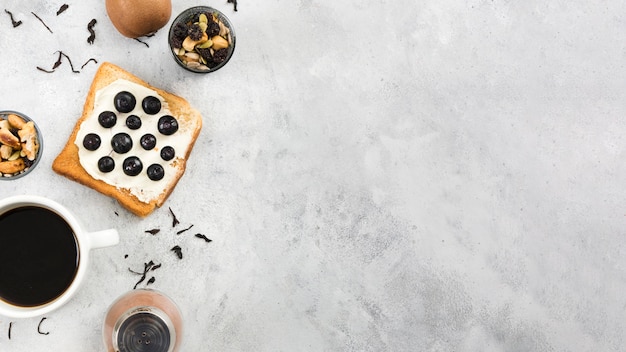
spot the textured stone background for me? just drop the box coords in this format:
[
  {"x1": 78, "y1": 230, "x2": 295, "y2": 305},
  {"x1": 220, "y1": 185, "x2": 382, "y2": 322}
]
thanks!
[{"x1": 1, "y1": 0, "x2": 625, "y2": 351}]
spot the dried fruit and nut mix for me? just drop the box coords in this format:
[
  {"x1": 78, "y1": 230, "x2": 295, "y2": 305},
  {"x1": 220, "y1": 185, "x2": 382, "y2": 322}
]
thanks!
[
  {"x1": 0, "y1": 112, "x2": 40, "y2": 178},
  {"x1": 170, "y1": 10, "x2": 234, "y2": 71}
]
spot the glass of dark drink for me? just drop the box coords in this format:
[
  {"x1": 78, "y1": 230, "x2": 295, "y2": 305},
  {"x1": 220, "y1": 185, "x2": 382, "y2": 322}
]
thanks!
[{"x1": 103, "y1": 289, "x2": 183, "y2": 352}]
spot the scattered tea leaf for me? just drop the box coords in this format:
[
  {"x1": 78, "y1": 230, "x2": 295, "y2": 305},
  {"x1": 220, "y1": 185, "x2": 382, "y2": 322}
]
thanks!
[
  {"x1": 227, "y1": 0, "x2": 238, "y2": 11},
  {"x1": 31, "y1": 12, "x2": 52, "y2": 33},
  {"x1": 52, "y1": 51, "x2": 63, "y2": 69},
  {"x1": 147, "y1": 276, "x2": 156, "y2": 285},
  {"x1": 145, "y1": 228, "x2": 160, "y2": 235},
  {"x1": 124, "y1": 254, "x2": 128, "y2": 259},
  {"x1": 195, "y1": 233, "x2": 212, "y2": 243},
  {"x1": 56, "y1": 4, "x2": 69, "y2": 16},
  {"x1": 169, "y1": 207, "x2": 180, "y2": 227},
  {"x1": 176, "y1": 224, "x2": 193, "y2": 235},
  {"x1": 58, "y1": 51, "x2": 79, "y2": 73},
  {"x1": 132, "y1": 276, "x2": 146, "y2": 289},
  {"x1": 37, "y1": 51, "x2": 82, "y2": 73},
  {"x1": 134, "y1": 38, "x2": 149, "y2": 48},
  {"x1": 36, "y1": 66, "x2": 55, "y2": 73},
  {"x1": 171, "y1": 245, "x2": 182, "y2": 259},
  {"x1": 87, "y1": 19, "x2": 96, "y2": 44},
  {"x1": 129, "y1": 260, "x2": 161, "y2": 289},
  {"x1": 37, "y1": 317, "x2": 50, "y2": 335},
  {"x1": 80, "y1": 58, "x2": 98, "y2": 69},
  {"x1": 8, "y1": 322, "x2": 12, "y2": 340},
  {"x1": 4, "y1": 9, "x2": 22, "y2": 27},
  {"x1": 128, "y1": 268, "x2": 143, "y2": 275}
]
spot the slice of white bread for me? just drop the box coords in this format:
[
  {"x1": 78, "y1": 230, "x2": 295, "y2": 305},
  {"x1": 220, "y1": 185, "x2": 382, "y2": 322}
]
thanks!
[{"x1": 52, "y1": 62, "x2": 202, "y2": 217}]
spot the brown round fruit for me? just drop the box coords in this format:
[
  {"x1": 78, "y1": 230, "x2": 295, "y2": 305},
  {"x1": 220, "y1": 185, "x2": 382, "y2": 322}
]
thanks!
[{"x1": 105, "y1": 0, "x2": 172, "y2": 38}]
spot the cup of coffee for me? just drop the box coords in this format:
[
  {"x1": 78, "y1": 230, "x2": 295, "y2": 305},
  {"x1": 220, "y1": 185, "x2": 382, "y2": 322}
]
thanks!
[{"x1": 0, "y1": 195, "x2": 119, "y2": 318}]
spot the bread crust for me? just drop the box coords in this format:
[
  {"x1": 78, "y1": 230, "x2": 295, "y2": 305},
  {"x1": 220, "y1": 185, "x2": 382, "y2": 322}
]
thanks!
[{"x1": 52, "y1": 62, "x2": 202, "y2": 217}]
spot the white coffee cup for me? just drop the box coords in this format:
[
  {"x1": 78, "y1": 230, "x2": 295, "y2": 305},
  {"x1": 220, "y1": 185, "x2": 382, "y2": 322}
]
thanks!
[{"x1": 0, "y1": 195, "x2": 119, "y2": 318}]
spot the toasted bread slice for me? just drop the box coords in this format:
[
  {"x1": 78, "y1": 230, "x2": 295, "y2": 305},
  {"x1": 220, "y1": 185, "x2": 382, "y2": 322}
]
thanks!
[{"x1": 52, "y1": 62, "x2": 202, "y2": 217}]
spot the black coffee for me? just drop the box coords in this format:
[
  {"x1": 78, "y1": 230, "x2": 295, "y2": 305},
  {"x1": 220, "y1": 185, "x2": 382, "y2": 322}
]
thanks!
[{"x1": 0, "y1": 206, "x2": 79, "y2": 307}]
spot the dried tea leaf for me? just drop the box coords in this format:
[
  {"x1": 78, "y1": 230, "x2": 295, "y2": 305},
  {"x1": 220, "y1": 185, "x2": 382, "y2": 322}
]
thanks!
[
  {"x1": 87, "y1": 19, "x2": 96, "y2": 44},
  {"x1": 36, "y1": 66, "x2": 55, "y2": 73},
  {"x1": 37, "y1": 51, "x2": 81, "y2": 73},
  {"x1": 171, "y1": 245, "x2": 182, "y2": 259},
  {"x1": 56, "y1": 4, "x2": 69, "y2": 16},
  {"x1": 195, "y1": 234, "x2": 212, "y2": 243},
  {"x1": 80, "y1": 58, "x2": 98, "y2": 69},
  {"x1": 37, "y1": 317, "x2": 50, "y2": 335},
  {"x1": 169, "y1": 207, "x2": 180, "y2": 227},
  {"x1": 4, "y1": 9, "x2": 22, "y2": 27},
  {"x1": 129, "y1": 261, "x2": 160, "y2": 289},
  {"x1": 176, "y1": 224, "x2": 193, "y2": 235},
  {"x1": 58, "y1": 51, "x2": 79, "y2": 73},
  {"x1": 135, "y1": 38, "x2": 149, "y2": 48},
  {"x1": 52, "y1": 51, "x2": 62, "y2": 69},
  {"x1": 31, "y1": 12, "x2": 52, "y2": 33}
]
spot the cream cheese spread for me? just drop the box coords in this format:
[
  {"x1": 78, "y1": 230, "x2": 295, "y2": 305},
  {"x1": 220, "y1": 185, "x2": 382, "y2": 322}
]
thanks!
[{"x1": 75, "y1": 79, "x2": 193, "y2": 203}]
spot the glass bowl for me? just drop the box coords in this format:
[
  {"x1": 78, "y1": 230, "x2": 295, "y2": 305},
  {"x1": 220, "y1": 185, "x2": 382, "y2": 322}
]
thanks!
[
  {"x1": 0, "y1": 110, "x2": 43, "y2": 180},
  {"x1": 168, "y1": 6, "x2": 236, "y2": 73}
]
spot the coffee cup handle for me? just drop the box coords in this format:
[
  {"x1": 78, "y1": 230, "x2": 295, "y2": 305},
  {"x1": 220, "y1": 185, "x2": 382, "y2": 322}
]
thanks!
[{"x1": 86, "y1": 229, "x2": 120, "y2": 249}]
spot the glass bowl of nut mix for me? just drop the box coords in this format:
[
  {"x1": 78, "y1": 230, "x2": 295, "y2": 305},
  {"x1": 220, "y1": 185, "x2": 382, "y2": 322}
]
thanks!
[
  {"x1": 169, "y1": 6, "x2": 236, "y2": 73},
  {"x1": 0, "y1": 111, "x2": 43, "y2": 180}
]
